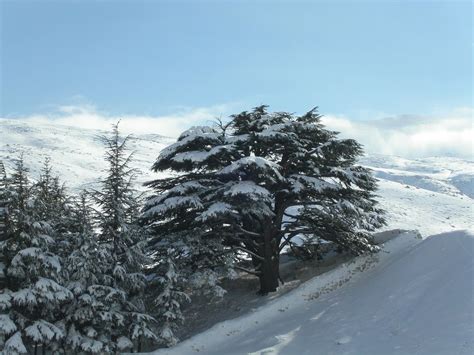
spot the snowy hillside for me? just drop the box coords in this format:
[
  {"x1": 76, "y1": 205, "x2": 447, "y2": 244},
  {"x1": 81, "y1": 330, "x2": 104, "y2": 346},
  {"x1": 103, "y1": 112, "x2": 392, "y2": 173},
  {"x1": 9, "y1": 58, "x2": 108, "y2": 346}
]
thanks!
[
  {"x1": 1, "y1": 118, "x2": 472, "y2": 237},
  {"x1": 0, "y1": 118, "x2": 174, "y2": 190},
  {"x1": 359, "y1": 155, "x2": 474, "y2": 198},
  {"x1": 359, "y1": 155, "x2": 473, "y2": 236},
  {"x1": 1, "y1": 119, "x2": 473, "y2": 354},
  {"x1": 149, "y1": 230, "x2": 474, "y2": 355}
]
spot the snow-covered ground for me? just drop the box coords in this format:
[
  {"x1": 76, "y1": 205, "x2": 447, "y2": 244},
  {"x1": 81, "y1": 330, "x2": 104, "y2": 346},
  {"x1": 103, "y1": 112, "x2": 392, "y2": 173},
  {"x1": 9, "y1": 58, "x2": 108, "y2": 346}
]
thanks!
[
  {"x1": 2, "y1": 119, "x2": 473, "y2": 354},
  {"x1": 150, "y1": 230, "x2": 473, "y2": 355},
  {"x1": 376, "y1": 179, "x2": 472, "y2": 237}
]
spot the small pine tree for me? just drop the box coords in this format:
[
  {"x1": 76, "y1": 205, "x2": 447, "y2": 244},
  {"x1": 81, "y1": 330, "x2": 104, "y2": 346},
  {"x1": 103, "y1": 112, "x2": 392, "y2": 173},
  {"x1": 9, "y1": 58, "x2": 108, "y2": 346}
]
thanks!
[
  {"x1": 34, "y1": 159, "x2": 69, "y2": 222},
  {"x1": 33, "y1": 159, "x2": 73, "y2": 262},
  {"x1": 153, "y1": 254, "x2": 190, "y2": 347},
  {"x1": 0, "y1": 161, "x2": 9, "y2": 289},
  {"x1": 88, "y1": 123, "x2": 157, "y2": 352},
  {"x1": 62, "y1": 191, "x2": 118, "y2": 353}
]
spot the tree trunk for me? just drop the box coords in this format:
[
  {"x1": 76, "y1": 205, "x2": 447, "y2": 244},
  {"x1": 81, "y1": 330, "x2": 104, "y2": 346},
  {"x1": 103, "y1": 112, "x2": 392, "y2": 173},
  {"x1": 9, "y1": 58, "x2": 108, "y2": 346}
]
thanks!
[
  {"x1": 137, "y1": 337, "x2": 142, "y2": 353},
  {"x1": 257, "y1": 225, "x2": 280, "y2": 294},
  {"x1": 258, "y1": 253, "x2": 279, "y2": 294}
]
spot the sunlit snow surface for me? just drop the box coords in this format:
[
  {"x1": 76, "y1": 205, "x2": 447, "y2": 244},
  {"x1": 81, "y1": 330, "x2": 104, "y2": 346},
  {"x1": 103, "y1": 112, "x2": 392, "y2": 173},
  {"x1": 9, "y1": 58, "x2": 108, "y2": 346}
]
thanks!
[
  {"x1": 359, "y1": 155, "x2": 473, "y2": 237},
  {"x1": 150, "y1": 231, "x2": 474, "y2": 355},
  {"x1": 0, "y1": 119, "x2": 174, "y2": 191}
]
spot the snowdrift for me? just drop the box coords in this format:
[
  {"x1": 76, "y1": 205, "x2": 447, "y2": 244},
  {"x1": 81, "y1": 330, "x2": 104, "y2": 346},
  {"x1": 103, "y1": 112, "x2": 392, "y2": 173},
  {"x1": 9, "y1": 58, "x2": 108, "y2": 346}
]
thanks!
[{"x1": 150, "y1": 230, "x2": 474, "y2": 355}]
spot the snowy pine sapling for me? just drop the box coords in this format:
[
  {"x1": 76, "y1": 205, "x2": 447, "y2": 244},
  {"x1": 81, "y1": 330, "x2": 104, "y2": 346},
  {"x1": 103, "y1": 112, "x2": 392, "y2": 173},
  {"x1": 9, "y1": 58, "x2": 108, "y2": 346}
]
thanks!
[
  {"x1": 62, "y1": 191, "x2": 114, "y2": 353},
  {"x1": 153, "y1": 255, "x2": 190, "y2": 347},
  {"x1": 0, "y1": 161, "x2": 9, "y2": 289},
  {"x1": 90, "y1": 123, "x2": 157, "y2": 352},
  {"x1": 144, "y1": 106, "x2": 385, "y2": 294}
]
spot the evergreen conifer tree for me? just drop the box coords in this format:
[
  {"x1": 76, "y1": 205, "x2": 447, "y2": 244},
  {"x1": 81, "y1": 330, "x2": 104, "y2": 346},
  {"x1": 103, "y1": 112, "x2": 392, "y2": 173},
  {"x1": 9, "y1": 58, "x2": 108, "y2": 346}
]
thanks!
[
  {"x1": 0, "y1": 156, "x2": 71, "y2": 354},
  {"x1": 152, "y1": 253, "x2": 190, "y2": 347},
  {"x1": 0, "y1": 161, "x2": 9, "y2": 289},
  {"x1": 144, "y1": 106, "x2": 386, "y2": 294},
  {"x1": 87, "y1": 123, "x2": 157, "y2": 352},
  {"x1": 62, "y1": 191, "x2": 121, "y2": 353}
]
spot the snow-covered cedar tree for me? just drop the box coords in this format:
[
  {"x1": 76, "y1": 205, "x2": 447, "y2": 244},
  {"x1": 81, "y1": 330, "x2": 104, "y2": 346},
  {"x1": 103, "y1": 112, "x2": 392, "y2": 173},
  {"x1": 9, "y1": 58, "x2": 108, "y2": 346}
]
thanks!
[
  {"x1": 89, "y1": 123, "x2": 157, "y2": 352},
  {"x1": 143, "y1": 106, "x2": 385, "y2": 294},
  {"x1": 0, "y1": 156, "x2": 72, "y2": 354}
]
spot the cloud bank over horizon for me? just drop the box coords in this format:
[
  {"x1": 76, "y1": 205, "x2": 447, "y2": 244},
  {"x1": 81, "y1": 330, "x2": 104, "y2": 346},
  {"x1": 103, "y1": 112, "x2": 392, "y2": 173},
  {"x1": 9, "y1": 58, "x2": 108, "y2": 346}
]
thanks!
[
  {"x1": 1, "y1": 105, "x2": 472, "y2": 159},
  {"x1": 322, "y1": 107, "x2": 473, "y2": 159},
  {"x1": 1, "y1": 104, "x2": 233, "y2": 138}
]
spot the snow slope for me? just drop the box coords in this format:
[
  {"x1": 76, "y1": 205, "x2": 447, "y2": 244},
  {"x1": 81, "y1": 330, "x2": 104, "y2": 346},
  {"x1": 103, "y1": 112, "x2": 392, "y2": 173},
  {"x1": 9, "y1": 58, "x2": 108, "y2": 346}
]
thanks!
[
  {"x1": 358, "y1": 154, "x2": 473, "y2": 235},
  {"x1": 360, "y1": 154, "x2": 474, "y2": 198},
  {"x1": 149, "y1": 230, "x2": 474, "y2": 355},
  {"x1": 376, "y1": 179, "x2": 472, "y2": 237},
  {"x1": 0, "y1": 118, "x2": 174, "y2": 190}
]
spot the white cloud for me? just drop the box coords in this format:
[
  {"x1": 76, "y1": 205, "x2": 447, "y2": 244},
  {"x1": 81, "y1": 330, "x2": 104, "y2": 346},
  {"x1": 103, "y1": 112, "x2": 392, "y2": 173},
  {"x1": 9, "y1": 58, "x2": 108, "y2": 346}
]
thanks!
[
  {"x1": 3, "y1": 104, "x2": 472, "y2": 158},
  {"x1": 17, "y1": 103, "x2": 234, "y2": 138},
  {"x1": 322, "y1": 108, "x2": 473, "y2": 159}
]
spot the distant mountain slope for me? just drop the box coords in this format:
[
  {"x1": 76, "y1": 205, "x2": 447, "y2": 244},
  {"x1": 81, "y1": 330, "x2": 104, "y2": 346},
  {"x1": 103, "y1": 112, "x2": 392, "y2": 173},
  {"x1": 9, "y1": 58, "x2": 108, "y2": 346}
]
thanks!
[
  {"x1": 0, "y1": 118, "x2": 174, "y2": 190},
  {"x1": 1, "y1": 118, "x2": 472, "y2": 236},
  {"x1": 149, "y1": 230, "x2": 474, "y2": 355},
  {"x1": 359, "y1": 154, "x2": 474, "y2": 197}
]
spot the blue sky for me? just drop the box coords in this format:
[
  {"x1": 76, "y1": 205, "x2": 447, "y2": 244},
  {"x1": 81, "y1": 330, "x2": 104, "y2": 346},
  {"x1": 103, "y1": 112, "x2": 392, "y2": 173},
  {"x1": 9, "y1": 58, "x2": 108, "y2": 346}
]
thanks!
[{"x1": 1, "y1": 0, "x2": 472, "y2": 120}]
